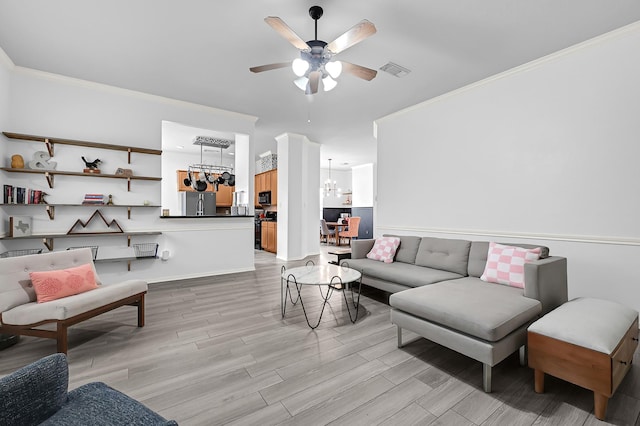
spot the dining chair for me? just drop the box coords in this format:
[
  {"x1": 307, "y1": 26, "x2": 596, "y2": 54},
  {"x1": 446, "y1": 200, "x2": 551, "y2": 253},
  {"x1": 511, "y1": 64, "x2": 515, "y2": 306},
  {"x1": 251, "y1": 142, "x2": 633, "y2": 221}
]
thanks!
[
  {"x1": 320, "y1": 219, "x2": 335, "y2": 244},
  {"x1": 338, "y1": 216, "x2": 360, "y2": 245}
]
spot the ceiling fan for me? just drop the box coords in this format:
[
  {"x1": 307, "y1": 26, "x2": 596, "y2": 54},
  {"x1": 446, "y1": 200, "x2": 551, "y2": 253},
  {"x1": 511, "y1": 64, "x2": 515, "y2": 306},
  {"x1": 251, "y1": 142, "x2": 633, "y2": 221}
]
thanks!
[{"x1": 250, "y1": 5, "x2": 377, "y2": 95}]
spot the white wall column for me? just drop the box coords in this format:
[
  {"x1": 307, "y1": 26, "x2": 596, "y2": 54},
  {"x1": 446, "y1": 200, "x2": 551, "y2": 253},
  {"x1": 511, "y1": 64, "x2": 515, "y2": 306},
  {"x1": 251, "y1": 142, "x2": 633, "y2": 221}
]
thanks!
[
  {"x1": 351, "y1": 163, "x2": 374, "y2": 207},
  {"x1": 276, "y1": 132, "x2": 320, "y2": 260}
]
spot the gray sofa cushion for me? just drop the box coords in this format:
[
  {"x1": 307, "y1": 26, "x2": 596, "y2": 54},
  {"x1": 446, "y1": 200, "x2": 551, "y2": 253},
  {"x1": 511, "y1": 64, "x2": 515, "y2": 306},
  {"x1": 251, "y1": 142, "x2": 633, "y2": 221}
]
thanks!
[
  {"x1": 467, "y1": 241, "x2": 551, "y2": 277},
  {"x1": 345, "y1": 258, "x2": 463, "y2": 288},
  {"x1": 414, "y1": 237, "x2": 471, "y2": 275},
  {"x1": 389, "y1": 277, "x2": 542, "y2": 341},
  {"x1": 383, "y1": 234, "x2": 421, "y2": 264}
]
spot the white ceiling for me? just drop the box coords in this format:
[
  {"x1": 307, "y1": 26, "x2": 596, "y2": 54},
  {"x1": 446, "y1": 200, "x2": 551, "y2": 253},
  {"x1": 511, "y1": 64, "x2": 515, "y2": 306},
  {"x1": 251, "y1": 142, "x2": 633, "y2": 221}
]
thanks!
[{"x1": 1, "y1": 1, "x2": 639, "y2": 170}]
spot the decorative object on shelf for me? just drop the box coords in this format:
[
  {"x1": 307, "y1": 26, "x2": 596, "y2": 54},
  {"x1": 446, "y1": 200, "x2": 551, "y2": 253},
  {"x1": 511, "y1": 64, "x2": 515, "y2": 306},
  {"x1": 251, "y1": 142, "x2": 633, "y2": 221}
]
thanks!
[
  {"x1": 256, "y1": 151, "x2": 277, "y2": 173},
  {"x1": 9, "y1": 216, "x2": 33, "y2": 237},
  {"x1": 81, "y1": 156, "x2": 102, "y2": 173},
  {"x1": 249, "y1": 5, "x2": 377, "y2": 95},
  {"x1": 322, "y1": 159, "x2": 341, "y2": 197},
  {"x1": 28, "y1": 151, "x2": 57, "y2": 170},
  {"x1": 162, "y1": 209, "x2": 170, "y2": 216},
  {"x1": 67, "y1": 210, "x2": 124, "y2": 235},
  {"x1": 82, "y1": 194, "x2": 104, "y2": 205},
  {"x1": 0, "y1": 248, "x2": 43, "y2": 258},
  {"x1": 107, "y1": 194, "x2": 114, "y2": 205},
  {"x1": 115, "y1": 168, "x2": 133, "y2": 177},
  {"x1": 10, "y1": 154, "x2": 24, "y2": 168}
]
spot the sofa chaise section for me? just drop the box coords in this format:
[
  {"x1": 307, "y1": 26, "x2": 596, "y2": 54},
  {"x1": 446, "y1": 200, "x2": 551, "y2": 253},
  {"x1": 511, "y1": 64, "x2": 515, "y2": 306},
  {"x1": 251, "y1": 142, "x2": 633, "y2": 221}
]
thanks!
[{"x1": 344, "y1": 236, "x2": 568, "y2": 392}]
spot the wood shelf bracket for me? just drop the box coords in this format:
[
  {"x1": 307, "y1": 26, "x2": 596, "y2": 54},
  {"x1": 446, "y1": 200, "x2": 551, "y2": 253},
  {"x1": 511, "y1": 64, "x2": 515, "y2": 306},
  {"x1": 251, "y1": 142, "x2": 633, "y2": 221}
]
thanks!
[
  {"x1": 127, "y1": 148, "x2": 132, "y2": 164},
  {"x1": 44, "y1": 172, "x2": 54, "y2": 188},
  {"x1": 42, "y1": 238, "x2": 53, "y2": 251},
  {"x1": 127, "y1": 178, "x2": 131, "y2": 192},
  {"x1": 45, "y1": 205, "x2": 55, "y2": 220},
  {"x1": 127, "y1": 207, "x2": 131, "y2": 219},
  {"x1": 44, "y1": 138, "x2": 54, "y2": 157}
]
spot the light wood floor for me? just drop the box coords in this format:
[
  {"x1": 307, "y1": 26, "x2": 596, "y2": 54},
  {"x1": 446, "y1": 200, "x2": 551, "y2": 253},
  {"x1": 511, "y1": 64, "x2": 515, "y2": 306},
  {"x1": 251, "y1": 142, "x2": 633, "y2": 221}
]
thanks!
[{"x1": 2, "y1": 245, "x2": 640, "y2": 425}]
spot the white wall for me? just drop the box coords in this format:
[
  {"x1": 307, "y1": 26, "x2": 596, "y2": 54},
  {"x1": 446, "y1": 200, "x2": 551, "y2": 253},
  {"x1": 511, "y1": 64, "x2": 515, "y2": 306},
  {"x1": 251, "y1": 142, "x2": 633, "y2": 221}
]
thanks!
[
  {"x1": 375, "y1": 23, "x2": 640, "y2": 313},
  {"x1": 3, "y1": 67, "x2": 258, "y2": 284},
  {"x1": 320, "y1": 168, "x2": 351, "y2": 208},
  {"x1": 351, "y1": 163, "x2": 374, "y2": 207}
]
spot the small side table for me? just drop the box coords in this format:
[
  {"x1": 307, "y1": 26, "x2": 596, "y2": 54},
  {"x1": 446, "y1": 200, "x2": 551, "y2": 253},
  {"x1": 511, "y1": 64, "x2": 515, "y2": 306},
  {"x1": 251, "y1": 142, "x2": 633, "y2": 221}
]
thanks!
[
  {"x1": 528, "y1": 298, "x2": 638, "y2": 421},
  {"x1": 328, "y1": 249, "x2": 351, "y2": 265}
]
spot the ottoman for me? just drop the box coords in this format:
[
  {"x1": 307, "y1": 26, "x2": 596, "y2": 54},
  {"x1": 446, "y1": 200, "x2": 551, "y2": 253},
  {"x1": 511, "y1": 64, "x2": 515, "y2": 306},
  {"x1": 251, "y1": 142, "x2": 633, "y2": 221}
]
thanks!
[{"x1": 528, "y1": 298, "x2": 638, "y2": 420}]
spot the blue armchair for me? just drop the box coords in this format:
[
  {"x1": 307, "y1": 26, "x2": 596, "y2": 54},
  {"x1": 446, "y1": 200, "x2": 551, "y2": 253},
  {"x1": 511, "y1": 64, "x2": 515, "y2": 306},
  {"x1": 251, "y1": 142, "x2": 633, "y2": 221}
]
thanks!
[{"x1": 0, "y1": 353, "x2": 177, "y2": 425}]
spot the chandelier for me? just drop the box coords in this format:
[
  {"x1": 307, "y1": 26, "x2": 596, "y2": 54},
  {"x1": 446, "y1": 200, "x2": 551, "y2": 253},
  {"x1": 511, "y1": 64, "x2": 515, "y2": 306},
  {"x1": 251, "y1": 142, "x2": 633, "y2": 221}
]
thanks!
[{"x1": 323, "y1": 159, "x2": 341, "y2": 197}]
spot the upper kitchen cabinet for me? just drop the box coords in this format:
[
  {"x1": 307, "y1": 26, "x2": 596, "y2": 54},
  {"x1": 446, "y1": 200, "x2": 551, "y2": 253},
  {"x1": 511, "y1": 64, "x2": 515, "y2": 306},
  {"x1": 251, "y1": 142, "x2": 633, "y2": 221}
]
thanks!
[{"x1": 255, "y1": 169, "x2": 277, "y2": 207}]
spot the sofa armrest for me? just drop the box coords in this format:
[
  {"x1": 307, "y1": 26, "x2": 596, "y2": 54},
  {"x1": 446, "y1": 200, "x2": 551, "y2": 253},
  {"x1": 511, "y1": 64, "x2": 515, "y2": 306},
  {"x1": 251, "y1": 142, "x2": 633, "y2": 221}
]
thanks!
[
  {"x1": 524, "y1": 256, "x2": 568, "y2": 315},
  {"x1": 0, "y1": 353, "x2": 69, "y2": 425},
  {"x1": 351, "y1": 239, "x2": 375, "y2": 259}
]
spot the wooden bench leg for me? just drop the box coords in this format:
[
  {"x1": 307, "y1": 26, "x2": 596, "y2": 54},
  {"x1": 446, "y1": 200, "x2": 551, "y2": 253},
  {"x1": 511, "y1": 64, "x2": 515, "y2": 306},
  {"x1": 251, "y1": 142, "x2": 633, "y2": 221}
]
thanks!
[
  {"x1": 534, "y1": 369, "x2": 545, "y2": 393},
  {"x1": 594, "y1": 393, "x2": 609, "y2": 421},
  {"x1": 57, "y1": 323, "x2": 68, "y2": 354},
  {"x1": 137, "y1": 294, "x2": 145, "y2": 328}
]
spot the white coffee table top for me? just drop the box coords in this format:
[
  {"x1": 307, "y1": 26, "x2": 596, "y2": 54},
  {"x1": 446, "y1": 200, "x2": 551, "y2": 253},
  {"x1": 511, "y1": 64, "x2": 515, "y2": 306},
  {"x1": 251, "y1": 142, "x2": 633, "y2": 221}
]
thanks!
[{"x1": 281, "y1": 264, "x2": 361, "y2": 286}]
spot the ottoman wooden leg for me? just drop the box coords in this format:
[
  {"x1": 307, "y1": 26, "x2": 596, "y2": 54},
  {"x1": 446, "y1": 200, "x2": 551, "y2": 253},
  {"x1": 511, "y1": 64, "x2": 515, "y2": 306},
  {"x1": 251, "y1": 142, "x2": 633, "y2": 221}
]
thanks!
[
  {"x1": 534, "y1": 369, "x2": 545, "y2": 393},
  {"x1": 594, "y1": 393, "x2": 608, "y2": 421}
]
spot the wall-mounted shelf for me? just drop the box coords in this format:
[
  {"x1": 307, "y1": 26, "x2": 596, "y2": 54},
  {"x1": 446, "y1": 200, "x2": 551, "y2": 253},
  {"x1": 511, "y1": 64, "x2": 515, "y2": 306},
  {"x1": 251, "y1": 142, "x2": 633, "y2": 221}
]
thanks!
[
  {"x1": 0, "y1": 168, "x2": 161, "y2": 191},
  {"x1": 0, "y1": 203, "x2": 160, "y2": 220},
  {"x1": 3, "y1": 132, "x2": 162, "y2": 163},
  {"x1": 0, "y1": 231, "x2": 161, "y2": 252}
]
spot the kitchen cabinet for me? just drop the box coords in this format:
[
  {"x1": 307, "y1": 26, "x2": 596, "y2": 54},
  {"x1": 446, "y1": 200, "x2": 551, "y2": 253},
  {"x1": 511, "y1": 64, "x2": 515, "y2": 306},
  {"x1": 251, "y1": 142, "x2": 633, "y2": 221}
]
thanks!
[
  {"x1": 261, "y1": 220, "x2": 277, "y2": 253},
  {"x1": 254, "y1": 169, "x2": 277, "y2": 207},
  {"x1": 177, "y1": 170, "x2": 235, "y2": 207}
]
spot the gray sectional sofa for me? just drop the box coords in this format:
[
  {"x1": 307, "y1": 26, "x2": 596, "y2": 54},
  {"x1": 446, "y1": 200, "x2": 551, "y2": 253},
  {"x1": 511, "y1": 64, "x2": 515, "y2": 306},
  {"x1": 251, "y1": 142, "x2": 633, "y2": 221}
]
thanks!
[{"x1": 344, "y1": 235, "x2": 568, "y2": 392}]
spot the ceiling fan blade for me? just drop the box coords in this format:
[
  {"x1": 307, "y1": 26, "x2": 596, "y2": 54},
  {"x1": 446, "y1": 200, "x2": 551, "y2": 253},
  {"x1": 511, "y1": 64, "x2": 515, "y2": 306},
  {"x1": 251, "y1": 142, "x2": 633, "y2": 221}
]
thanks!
[
  {"x1": 326, "y1": 20, "x2": 377, "y2": 54},
  {"x1": 307, "y1": 71, "x2": 321, "y2": 94},
  {"x1": 250, "y1": 62, "x2": 291, "y2": 73},
  {"x1": 265, "y1": 17, "x2": 310, "y2": 51},
  {"x1": 342, "y1": 62, "x2": 377, "y2": 81}
]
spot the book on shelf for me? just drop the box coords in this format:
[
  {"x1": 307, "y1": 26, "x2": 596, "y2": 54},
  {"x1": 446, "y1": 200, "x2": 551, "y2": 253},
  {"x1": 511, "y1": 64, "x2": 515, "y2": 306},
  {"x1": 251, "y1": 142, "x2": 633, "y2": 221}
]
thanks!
[
  {"x1": 3, "y1": 185, "x2": 46, "y2": 205},
  {"x1": 82, "y1": 193, "x2": 104, "y2": 205}
]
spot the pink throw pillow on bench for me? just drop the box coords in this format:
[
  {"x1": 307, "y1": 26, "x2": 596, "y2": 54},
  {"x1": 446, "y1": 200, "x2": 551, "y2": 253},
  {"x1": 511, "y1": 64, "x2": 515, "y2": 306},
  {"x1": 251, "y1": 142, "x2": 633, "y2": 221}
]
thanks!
[
  {"x1": 480, "y1": 242, "x2": 541, "y2": 289},
  {"x1": 367, "y1": 236, "x2": 401, "y2": 263},
  {"x1": 30, "y1": 263, "x2": 99, "y2": 303}
]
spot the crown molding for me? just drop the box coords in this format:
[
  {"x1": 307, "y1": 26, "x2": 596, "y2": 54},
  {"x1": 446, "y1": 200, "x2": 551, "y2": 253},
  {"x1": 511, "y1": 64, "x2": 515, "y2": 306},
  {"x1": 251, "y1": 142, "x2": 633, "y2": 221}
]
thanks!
[{"x1": 0, "y1": 46, "x2": 15, "y2": 70}]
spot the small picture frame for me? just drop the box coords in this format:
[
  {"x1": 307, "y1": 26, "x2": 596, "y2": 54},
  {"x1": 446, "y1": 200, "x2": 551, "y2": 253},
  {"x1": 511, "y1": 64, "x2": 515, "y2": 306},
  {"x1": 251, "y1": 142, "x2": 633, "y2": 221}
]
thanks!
[
  {"x1": 9, "y1": 216, "x2": 33, "y2": 237},
  {"x1": 115, "y1": 168, "x2": 133, "y2": 177}
]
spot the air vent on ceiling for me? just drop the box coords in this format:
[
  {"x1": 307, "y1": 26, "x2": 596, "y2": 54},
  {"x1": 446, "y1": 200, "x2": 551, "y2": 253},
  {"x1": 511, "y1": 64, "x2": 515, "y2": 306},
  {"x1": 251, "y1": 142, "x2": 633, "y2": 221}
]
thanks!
[
  {"x1": 380, "y1": 62, "x2": 411, "y2": 78},
  {"x1": 193, "y1": 135, "x2": 232, "y2": 149}
]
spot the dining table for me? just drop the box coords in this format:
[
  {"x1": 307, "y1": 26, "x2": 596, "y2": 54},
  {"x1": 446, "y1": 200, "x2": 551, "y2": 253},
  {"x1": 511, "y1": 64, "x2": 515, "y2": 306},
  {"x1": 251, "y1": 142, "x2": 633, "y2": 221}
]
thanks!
[{"x1": 326, "y1": 221, "x2": 349, "y2": 246}]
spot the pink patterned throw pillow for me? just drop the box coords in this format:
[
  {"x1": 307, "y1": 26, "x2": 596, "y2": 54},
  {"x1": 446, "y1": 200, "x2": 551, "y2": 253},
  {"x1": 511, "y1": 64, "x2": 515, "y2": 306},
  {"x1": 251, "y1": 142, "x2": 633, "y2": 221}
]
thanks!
[
  {"x1": 366, "y1": 237, "x2": 401, "y2": 263},
  {"x1": 30, "y1": 263, "x2": 99, "y2": 303},
  {"x1": 480, "y1": 242, "x2": 541, "y2": 289}
]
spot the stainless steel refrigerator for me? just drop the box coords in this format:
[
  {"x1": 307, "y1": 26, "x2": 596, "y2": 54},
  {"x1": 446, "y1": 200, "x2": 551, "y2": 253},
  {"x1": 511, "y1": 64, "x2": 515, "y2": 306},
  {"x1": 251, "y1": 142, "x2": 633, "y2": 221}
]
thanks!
[{"x1": 181, "y1": 192, "x2": 216, "y2": 216}]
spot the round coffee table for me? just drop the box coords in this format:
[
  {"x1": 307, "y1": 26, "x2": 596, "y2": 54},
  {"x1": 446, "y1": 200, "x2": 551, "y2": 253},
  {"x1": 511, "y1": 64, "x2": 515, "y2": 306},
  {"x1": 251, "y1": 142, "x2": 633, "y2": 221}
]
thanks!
[{"x1": 280, "y1": 263, "x2": 362, "y2": 329}]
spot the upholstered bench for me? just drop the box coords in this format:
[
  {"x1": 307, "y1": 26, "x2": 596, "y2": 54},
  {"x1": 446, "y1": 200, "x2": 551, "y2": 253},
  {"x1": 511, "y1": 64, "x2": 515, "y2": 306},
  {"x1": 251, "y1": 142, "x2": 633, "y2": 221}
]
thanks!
[
  {"x1": 0, "y1": 248, "x2": 148, "y2": 353},
  {"x1": 528, "y1": 298, "x2": 638, "y2": 420}
]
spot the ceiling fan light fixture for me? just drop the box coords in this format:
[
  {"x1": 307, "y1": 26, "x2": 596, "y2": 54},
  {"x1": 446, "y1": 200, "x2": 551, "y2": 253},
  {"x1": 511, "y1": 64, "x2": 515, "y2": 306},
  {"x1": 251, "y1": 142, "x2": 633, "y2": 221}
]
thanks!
[
  {"x1": 292, "y1": 58, "x2": 309, "y2": 77},
  {"x1": 294, "y1": 76, "x2": 309, "y2": 91},
  {"x1": 322, "y1": 75, "x2": 337, "y2": 91},
  {"x1": 325, "y1": 61, "x2": 342, "y2": 78}
]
